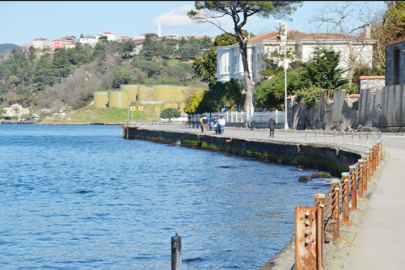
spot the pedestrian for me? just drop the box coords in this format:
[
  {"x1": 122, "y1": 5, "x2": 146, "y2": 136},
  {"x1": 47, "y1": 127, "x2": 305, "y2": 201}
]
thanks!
[
  {"x1": 214, "y1": 115, "x2": 219, "y2": 134},
  {"x1": 202, "y1": 115, "x2": 208, "y2": 132},
  {"x1": 219, "y1": 116, "x2": 226, "y2": 134},
  {"x1": 268, "y1": 116, "x2": 276, "y2": 138},
  {"x1": 199, "y1": 115, "x2": 204, "y2": 133}
]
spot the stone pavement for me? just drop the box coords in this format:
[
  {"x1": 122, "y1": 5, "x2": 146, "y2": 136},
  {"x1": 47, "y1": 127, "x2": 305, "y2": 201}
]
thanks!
[{"x1": 330, "y1": 135, "x2": 405, "y2": 270}]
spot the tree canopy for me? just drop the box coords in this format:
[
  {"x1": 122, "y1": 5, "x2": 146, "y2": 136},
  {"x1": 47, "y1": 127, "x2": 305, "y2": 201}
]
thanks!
[
  {"x1": 160, "y1": 107, "x2": 181, "y2": 121},
  {"x1": 188, "y1": 1, "x2": 302, "y2": 111}
]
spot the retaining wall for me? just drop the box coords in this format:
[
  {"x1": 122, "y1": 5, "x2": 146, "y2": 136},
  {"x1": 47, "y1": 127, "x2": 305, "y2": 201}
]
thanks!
[{"x1": 127, "y1": 128, "x2": 361, "y2": 177}]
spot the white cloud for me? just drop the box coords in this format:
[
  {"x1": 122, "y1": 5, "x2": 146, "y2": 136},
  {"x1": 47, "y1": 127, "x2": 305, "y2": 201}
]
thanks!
[
  {"x1": 153, "y1": 5, "x2": 195, "y2": 27},
  {"x1": 152, "y1": 5, "x2": 233, "y2": 32}
]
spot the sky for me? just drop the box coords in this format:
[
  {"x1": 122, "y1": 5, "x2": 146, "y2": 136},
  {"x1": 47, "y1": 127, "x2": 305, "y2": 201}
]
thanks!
[{"x1": 0, "y1": 1, "x2": 386, "y2": 45}]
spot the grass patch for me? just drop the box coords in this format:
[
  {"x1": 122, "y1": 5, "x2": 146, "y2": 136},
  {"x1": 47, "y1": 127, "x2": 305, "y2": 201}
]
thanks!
[{"x1": 42, "y1": 103, "x2": 165, "y2": 124}]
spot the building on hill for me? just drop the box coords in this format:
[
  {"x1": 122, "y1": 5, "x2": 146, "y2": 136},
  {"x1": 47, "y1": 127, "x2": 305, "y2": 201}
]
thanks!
[
  {"x1": 2, "y1": 103, "x2": 30, "y2": 120},
  {"x1": 50, "y1": 39, "x2": 66, "y2": 51},
  {"x1": 33, "y1": 38, "x2": 50, "y2": 50},
  {"x1": 19, "y1": 44, "x2": 32, "y2": 52},
  {"x1": 96, "y1": 32, "x2": 116, "y2": 41},
  {"x1": 215, "y1": 26, "x2": 375, "y2": 85},
  {"x1": 117, "y1": 36, "x2": 133, "y2": 42},
  {"x1": 79, "y1": 36, "x2": 98, "y2": 47}
]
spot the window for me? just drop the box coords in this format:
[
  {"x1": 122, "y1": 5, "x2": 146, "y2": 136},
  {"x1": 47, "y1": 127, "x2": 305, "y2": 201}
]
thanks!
[{"x1": 394, "y1": 47, "x2": 400, "y2": 85}]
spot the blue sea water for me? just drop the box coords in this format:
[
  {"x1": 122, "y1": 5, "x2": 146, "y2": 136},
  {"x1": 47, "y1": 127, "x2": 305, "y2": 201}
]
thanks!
[{"x1": 0, "y1": 125, "x2": 330, "y2": 269}]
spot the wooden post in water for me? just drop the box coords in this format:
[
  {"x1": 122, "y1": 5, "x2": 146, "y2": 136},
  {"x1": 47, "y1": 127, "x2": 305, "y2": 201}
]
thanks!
[{"x1": 171, "y1": 233, "x2": 182, "y2": 270}]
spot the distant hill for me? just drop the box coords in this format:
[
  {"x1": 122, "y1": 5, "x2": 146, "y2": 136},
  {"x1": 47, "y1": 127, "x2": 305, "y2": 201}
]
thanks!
[{"x1": 0, "y1": 43, "x2": 21, "y2": 54}]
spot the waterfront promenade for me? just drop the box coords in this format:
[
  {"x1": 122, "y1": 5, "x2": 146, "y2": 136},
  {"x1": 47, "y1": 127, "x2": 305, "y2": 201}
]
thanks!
[{"x1": 126, "y1": 122, "x2": 405, "y2": 270}]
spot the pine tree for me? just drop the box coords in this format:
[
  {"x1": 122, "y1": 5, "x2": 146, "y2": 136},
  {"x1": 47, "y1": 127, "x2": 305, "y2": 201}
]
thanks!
[{"x1": 301, "y1": 46, "x2": 347, "y2": 91}]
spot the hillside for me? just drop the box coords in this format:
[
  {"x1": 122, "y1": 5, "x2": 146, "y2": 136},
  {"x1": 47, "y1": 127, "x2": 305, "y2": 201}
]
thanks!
[
  {"x1": 0, "y1": 36, "x2": 210, "y2": 113},
  {"x1": 0, "y1": 43, "x2": 20, "y2": 54}
]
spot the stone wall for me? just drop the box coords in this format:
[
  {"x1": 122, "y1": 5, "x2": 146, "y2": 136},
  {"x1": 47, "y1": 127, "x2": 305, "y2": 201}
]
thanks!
[
  {"x1": 292, "y1": 91, "x2": 357, "y2": 131},
  {"x1": 359, "y1": 76, "x2": 385, "y2": 91},
  {"x1": 358, "y1": 85, "x2": 405, "y2": 127},
  {"x1": 127, "y1": 128, "x2": 361, "y2": 176}
]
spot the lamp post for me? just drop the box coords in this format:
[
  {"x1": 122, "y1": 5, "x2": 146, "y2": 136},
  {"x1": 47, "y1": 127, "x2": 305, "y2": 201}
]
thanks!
[{"x1": 276, "y1": 20, "x2": 289, "y2": 130}]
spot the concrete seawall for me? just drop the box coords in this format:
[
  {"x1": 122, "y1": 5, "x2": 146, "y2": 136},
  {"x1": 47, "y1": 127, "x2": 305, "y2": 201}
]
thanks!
[{"x1": 127, "y1": 127, "x2": 362, "y2": 177}]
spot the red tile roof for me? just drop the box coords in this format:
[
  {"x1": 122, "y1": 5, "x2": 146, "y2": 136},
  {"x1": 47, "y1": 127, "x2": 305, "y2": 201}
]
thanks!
[{"x1": 221, "y1": 30, "x2": 374, "y2": 47}]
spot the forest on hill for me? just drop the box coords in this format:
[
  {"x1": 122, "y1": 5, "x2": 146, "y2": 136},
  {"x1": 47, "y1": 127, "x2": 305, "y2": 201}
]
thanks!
[
  {"x1": 0, "y1": 35, "x2": 211, "y2": 111},
  {"x1": 0, "y1": 43, "x2": 20, "y2": 55}
]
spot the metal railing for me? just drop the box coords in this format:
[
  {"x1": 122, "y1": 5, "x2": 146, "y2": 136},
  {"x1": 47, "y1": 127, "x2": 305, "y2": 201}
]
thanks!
[
  {"x1": 126, "y1": 121, "x2": 384, "y2": 147},
  {"x1": 294, "y1": 137, "x2": 385, "y2": 270},
  {"x1": 188, "y1": 111, "x2": 286, "y2": 124}
]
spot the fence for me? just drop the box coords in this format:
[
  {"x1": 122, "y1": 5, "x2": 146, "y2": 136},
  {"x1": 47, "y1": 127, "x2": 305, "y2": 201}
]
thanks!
[
  {"x1": 294, "y1": 137, "x2": 385, "y2": 270},
  {"x1": 125, "y1": 121, "x2": 384, "y2": 147},
  {"x1": 188, "y1": 111, "x2": 286, "y2": 124}
]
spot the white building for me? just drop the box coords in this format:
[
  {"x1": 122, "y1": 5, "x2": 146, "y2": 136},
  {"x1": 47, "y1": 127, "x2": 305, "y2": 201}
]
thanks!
[
  {"x1": 32, "y1": 38, "x2": 50, "y2": 50},
  {"x1": 79, "y1": 36, "x2": 98, "y2": 47},
  {"x1": 2, "y1": 103, "x2": 30, "y2": 119},
  {"x1": 96, "y1": 32, "x2": 116, "y2": 41},
  {"x1": 215, "y1": 26, "x2": 375, "y2": 84}
]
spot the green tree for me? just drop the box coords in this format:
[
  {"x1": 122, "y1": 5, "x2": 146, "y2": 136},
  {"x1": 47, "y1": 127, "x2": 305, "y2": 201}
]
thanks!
[
  {"x1": 184, "y1": 91, "x2": 205, "y2": 114},
  {"x1": 161, "y1": 107, "x2": 181, "y2": 122},
  {"x1": 137, "y1": 60, "x2": 161, "y2": 77},
  {"x1": 188, "y1": 1, "x2": 302, "y2": 111},
  {"x1": 192, "y1": 32, "x2": 245, "y2": 86},
  {"x1": 99, "y1": 36, "x2": 108, "y2": 41},
  {"x1": 300, "y1": 46, "x2": 347, "y2": 91},
  {"x1": 112, "y1": 66, "x2": 133, "y2": 88},
  {"x1": 294, "y1": 84, "x2": 324, "y2": 108},
  {"x1": 254, "y1": 68, "x2": 304, "y2": 110}
]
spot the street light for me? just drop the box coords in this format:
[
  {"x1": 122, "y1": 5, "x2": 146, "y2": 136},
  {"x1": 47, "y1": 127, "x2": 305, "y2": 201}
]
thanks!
[{"x1": 276, "y1": 20, "x2": 289, "y2": 130}]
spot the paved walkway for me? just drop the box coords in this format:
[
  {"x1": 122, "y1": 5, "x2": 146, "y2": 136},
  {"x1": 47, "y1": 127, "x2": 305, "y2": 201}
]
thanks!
[
  {"x1": 337, "y1": 136, "x2": 405, "y2": 270},
  {"x1": 133, "y1": 124, "x2": 405, "y2": 269}
]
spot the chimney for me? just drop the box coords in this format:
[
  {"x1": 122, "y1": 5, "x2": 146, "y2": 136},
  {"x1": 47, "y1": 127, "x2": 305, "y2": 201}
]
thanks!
[{"x1": 364, "y1": 24, "x2": 371, "y2": 39}]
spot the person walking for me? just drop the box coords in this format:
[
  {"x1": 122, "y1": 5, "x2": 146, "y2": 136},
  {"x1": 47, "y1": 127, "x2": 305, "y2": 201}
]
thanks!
[
  {"x1": 199, "y1": 115, "x2": 204, "y2": 133},
  {"x1": 202, "y1": 115, "x2": 208, "y2": 132},
  {"x1": 268, "y1": 116, "x2": 276, "y2": 138},
  {"x1": 219, "y1": 116, "x2": 226, "y2": 134},
  {"x1": 214, "y1": 116, "x2": 219, "y2": 134}
]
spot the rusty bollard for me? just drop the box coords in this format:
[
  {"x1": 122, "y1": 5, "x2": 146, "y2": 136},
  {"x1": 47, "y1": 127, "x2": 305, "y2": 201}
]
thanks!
[
  {"x1": 362, "y1": 154, "x2": 368, "y2": 192},
  {"x1": 331, "y1": 179, "x2": 340, "y2": 241},
  {"x1": 295, "y1": 206, "x2": 319, "y2": 270},
  {"x1": 171, "y1": 233, "x2": 182, "y2": 270},
  {"x1": 341, "y1": 173, "x2": 349, "y2": 224},
  {"x1": 349, "y1": 165, "x2": 358, "y2": 211},
  {"x1": 315, "y1": 194, "x2": 325, "y2": 270},
  {"x1": 358, "y1": 159, "x2": 365, "y2": 200}
]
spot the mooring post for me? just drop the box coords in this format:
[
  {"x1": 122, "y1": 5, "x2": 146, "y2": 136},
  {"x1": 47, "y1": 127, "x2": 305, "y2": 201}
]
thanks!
[
  {"x1": 126, "y1": 121, "x2": 129, "y2": 139},
  {"x1": 349, "y1": 165, "x2": 358, "y2": 211},
  {"x1": 171, "y1": 233, "x2": 182, "y2": 270},
  {"x1": 332, "y1": 179, "x2": 340, "y2": 241}
]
